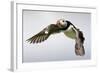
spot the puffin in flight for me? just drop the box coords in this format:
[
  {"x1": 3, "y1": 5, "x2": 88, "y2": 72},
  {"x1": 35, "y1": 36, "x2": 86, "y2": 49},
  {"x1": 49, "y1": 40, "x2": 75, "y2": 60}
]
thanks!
[{"x1": 27, "y1": 19, "x2": 85, "y2": 56}]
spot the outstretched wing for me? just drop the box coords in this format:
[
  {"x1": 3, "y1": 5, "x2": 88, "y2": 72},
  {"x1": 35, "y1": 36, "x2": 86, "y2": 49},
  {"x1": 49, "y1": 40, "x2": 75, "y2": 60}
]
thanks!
[
  {"x1": 27, "y1": 29, "x2": 50, "y2": 44},
  {"x1": 27, "y1": 24, "x2": 60, "y2": 44},
  {"x1": 75, "y1": 30, "x2": 85, "y2": 56},
  {"x1": 64, "y1": 25, "x2": 85, "y2": 56}
]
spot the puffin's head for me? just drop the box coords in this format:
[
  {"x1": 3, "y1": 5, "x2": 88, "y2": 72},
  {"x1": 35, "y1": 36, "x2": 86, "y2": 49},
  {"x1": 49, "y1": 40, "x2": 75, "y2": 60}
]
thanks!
[{"x1": 56, "y1": 19, "x2": 71, "y2": 28}]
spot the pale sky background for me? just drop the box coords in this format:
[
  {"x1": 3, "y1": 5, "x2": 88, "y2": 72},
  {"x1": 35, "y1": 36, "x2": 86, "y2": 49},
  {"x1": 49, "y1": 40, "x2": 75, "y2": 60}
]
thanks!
[{"x1": 22, "y1": 10, "x2": 91, "y2": 63}]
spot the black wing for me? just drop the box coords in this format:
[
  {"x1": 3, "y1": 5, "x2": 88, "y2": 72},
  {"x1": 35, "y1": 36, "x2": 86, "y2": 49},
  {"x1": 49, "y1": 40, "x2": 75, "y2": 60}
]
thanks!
[
  {"x1": 27, "y1": 24, "x2": 60, "y2": 44},
  {"x1": 75, "y1": 29, "x2": 85, "y2": 56},
  {"x1": 67, "y1": 23, "x2": 85, "y2": 56}
]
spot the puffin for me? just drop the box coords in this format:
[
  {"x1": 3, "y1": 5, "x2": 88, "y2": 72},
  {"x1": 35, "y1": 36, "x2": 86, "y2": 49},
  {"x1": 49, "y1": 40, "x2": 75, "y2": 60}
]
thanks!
[{"x1": 27, "y1": 19, "x2": 85, "y2": 56}]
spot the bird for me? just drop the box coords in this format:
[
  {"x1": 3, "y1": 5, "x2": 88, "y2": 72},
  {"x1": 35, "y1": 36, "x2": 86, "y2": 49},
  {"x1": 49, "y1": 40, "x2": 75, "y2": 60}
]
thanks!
[{"x1": 27, "y1": 19, "x2": 85, "y2": 56}]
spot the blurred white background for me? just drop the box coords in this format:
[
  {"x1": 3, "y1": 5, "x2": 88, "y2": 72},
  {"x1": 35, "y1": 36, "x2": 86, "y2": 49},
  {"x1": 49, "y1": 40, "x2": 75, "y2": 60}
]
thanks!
[
  {"x1": 0, "y1": 0, "x2": 100, "y2": 73},
  {"x1": 23, "y1": 10, "x2": 91, "y2": 62}
]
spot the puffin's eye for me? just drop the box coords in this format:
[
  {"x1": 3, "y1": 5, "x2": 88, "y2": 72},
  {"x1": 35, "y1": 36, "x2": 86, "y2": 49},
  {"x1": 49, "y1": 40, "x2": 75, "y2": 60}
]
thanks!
[{"x1": 62, "y1": 20, "x2": 64, "y2": 22}]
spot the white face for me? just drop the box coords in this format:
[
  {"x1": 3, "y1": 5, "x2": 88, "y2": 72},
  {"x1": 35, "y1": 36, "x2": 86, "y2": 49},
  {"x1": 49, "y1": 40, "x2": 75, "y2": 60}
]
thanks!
[{"x1": 58, "y1": 19, "x2": 67, "y2": 27}]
